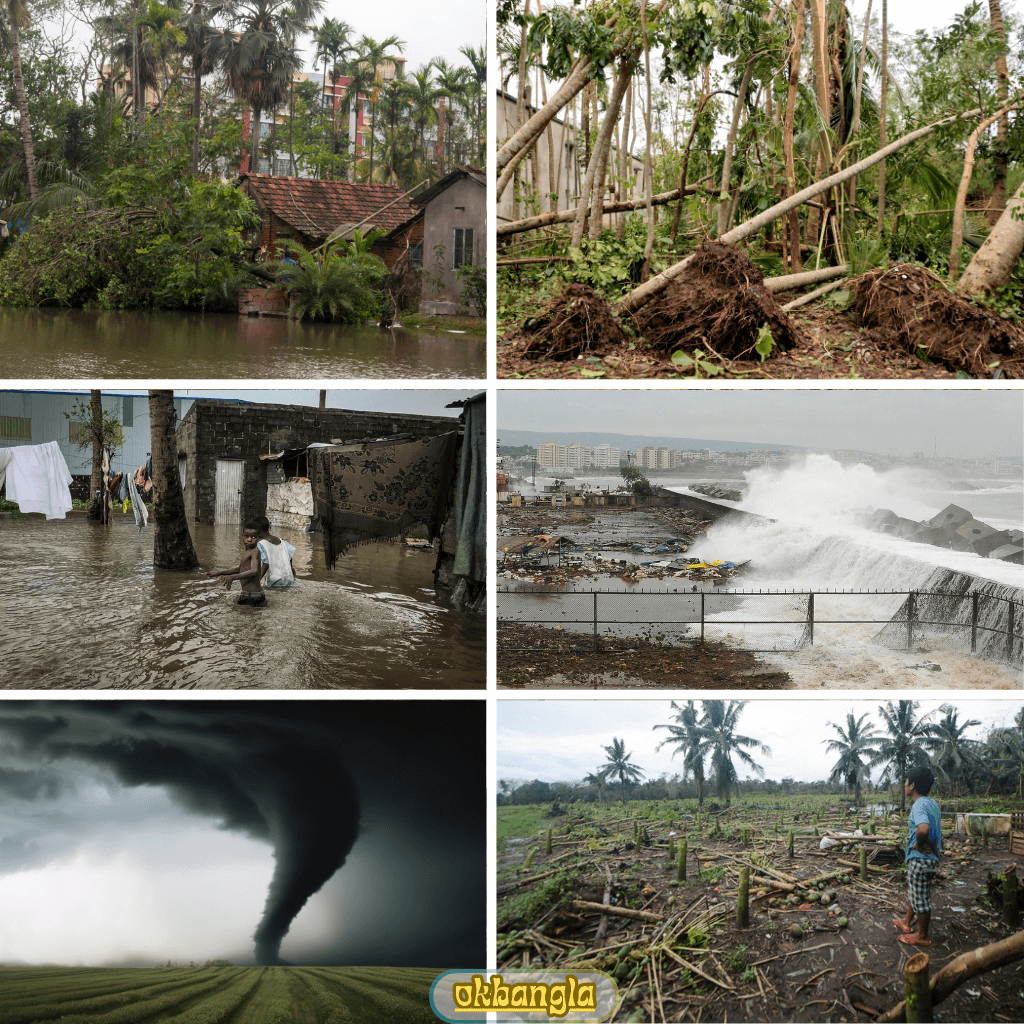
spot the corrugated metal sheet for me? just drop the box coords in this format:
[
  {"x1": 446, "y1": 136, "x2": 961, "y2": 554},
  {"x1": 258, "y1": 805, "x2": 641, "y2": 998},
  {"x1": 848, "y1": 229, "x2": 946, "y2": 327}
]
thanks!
[{"x1": 0, "y1": 391, "x2": 196, "y2": 477}]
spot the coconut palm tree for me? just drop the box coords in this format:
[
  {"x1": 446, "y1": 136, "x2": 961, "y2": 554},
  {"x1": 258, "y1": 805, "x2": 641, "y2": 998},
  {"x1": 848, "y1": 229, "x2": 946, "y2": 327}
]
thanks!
[
  {"x1": 136, "y1": 1, "x2": 187, "y2": 113},
  {"x1": 355, "y1": 34, "x2": 404, "y2": 181},
  {"x1": 699, "y1": 700, "x2": 770, "y2": 806},
  {"x1": 148, "y1": 390, "x2": 198, "y2": 570},
  {"x1": 597, "y1": 737, "x2": 645, "y2": 804},
  {"x1": 180, "y1": 0, "x2": 219, "y2": 173},
  {"x1": 2, "y1": 0, "x2": 39, "y2": 199},
  {"x1": 431, "y1": 57, "x2": 470, "y2": 174},
  {"x1": 870, "y1": 701, "x2": 934, "y2": 811},
  {"x1": 458, "y1": 43, "x2": 485, "y2": 166},
  {"x1": 654, "y1": 700, "x2": 711, "y2": 809},
  {"x1": 401, "y1": 64, "x2": 440, "y2": 175},
  {"x1": 338, "y1": 55, "x2": 375, "y2": 178},
  {"x1": 923, "y1": 705, "x2": 983, "y2": 796},
  {"x1": 824, "y1": 712, "x2": 878, "y2": 807},
  {"x1": 209, "y1": 0, "x2": 323, "y2": 173},
  {"x1": 312, "y1": 17, "x2": 355, "y2": 174},
  {"x1": 583, "y1": 771, "x2": 608, "y2": 804}
]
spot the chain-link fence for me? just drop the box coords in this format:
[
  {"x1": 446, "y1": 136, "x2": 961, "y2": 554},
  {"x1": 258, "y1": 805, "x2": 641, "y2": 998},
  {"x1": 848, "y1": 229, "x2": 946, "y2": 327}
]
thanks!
[{"x1": 497, "y1": 588, "x2": 1023, "y2": 668}]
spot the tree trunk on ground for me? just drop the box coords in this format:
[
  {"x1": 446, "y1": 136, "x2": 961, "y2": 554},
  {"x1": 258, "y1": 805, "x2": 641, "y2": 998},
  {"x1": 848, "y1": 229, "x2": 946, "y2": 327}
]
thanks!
[
  {"x1": 149, "y1": 390, "x2": 198, "y2": 571},
  {"x1": 879, "y1": 929, "x2": 1024, "y2": 1022},
  {"x1": 957, "y1": 179, "x2": 1024, "y2": 298},
  {"x1": 88, "y1": 390, "x2": 104, "y2": 520},
  {"x1": 987, "y1": 0, "x2": 1010, "y2": 224},
  {"x1": 718, "y1": 56, "x2": 757, "y2": 238},
  {"x1": 614, "y1": 106, "x2": 981, "y2": 315},
  {"x1": 9, "y1": 18, "x2": 39, "y2": 202},
  {"x1": 783, "y1": 0, "x2": 805, "y2": 274}
]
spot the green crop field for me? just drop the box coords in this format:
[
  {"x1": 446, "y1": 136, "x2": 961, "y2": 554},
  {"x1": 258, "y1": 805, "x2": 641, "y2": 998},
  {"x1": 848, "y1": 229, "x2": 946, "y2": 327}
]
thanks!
[{"x1": 0, "y1": 965, "x2": 443, "y2": 1024}]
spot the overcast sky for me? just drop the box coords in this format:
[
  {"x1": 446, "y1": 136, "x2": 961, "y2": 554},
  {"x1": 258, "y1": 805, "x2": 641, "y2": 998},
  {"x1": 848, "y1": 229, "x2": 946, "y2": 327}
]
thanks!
[
  {"x1": 498, "y1": 390, "x2": 1024, "y2": 457},
  {"x1": 0, "y1": 701, "x2": 483, "y2": 968},
  {"x1": 498, "y1": 699, "x2": 1023, "y2": 786}
]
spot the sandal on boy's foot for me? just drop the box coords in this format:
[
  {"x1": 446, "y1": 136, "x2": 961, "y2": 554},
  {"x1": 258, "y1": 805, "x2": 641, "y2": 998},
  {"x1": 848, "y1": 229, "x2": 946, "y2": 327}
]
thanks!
[
  {"x1": 237, "y1": 594, "x2": 252, "y2": 605},
  {"x1": 892, "y1": 917, "x2": 914, "y2": 934},
  {"x1": 897, "y1": 933, "x2": 931, "y2": 947},
  {"x1": 250, "y1": 594, "x2": 267, "y2": 607}
]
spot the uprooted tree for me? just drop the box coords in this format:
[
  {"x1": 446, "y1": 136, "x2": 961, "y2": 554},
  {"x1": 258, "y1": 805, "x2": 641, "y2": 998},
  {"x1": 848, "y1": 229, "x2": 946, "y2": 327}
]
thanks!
[{"x1": 497, "y1": 0, "x2": 1024, "y2": 376}]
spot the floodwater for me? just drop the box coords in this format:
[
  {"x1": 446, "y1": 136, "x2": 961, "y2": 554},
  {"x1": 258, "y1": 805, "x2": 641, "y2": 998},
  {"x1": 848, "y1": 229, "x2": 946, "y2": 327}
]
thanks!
[
  {"x1": 0, "y1": 308, "x2": 486, "y2": 379},
  {"x1": 0, "y1": 514, "x2": 485, "y2": 689}
]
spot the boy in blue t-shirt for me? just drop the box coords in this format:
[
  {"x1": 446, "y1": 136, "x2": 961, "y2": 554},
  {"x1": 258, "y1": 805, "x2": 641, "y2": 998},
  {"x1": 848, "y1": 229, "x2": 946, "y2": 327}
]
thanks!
[{"x1": 894, "y1": 766, "x2": 942, "y2": 946}]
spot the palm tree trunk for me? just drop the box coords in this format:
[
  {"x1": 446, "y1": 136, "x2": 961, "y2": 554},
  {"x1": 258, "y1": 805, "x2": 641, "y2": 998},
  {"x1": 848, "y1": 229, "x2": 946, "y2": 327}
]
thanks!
[
  {"x1": 251, "y1": 105, "x2": 261, "y2": 173},
  {"x1": 191, "y1": 53, "x2": 203, "y2": 175},
  {"x1": 149, "y1": 390, "x2": 198, "y2": 570},
  {"x1": 8, "y1": 18, "x2": 39, "y2": 201},
  {"x1": 783, "y1": 0, "x2": 805, "y2": 274},
  {"x1": 88, "y1": 390, "x2": 104, "y2": 520},
  {"x1": 717, "y1": 56, "x2": 757, "y2": 237},
  {"x1": 957, "y1": 179, "x2": 1024, "y2": 297},
  {"x1": 877, "y1": 0, "x2": 888, "y2": 234},
  {"x1": 288, "y1": 77, "x2": 295, "y2": 175}
]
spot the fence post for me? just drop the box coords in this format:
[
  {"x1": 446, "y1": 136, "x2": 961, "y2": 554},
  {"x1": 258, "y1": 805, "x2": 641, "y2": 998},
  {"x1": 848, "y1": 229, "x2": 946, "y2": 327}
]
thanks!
[
  {"x1": 971, "y1": 592, "x2": 979, "y2": 654},
  {"x1": 807, "y1": 592, "x2": 815, "y2": 647},
  {"x1": 700, "y1": 592, "x2": 705, "y2": 643},
  {"x1": 1008, "y1": 599, "x2": 1016, "y2": 665},
  {"x1": 907, "y1": 591, "x2": 915, "y2": 651},
  {"x1": 593, "y1": 592, "x2": 598, "y2": 653}
]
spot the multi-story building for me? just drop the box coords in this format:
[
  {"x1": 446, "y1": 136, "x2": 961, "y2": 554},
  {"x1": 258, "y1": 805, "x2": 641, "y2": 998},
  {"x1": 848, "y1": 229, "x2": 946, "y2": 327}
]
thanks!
[
  {"x1": 591, "y1": 444, "x2": 621, "y2": 469},
  {"x1": 657, "y1": 447, "x2": 671, "y2": 469},
  {"x1": 536, "y1": 442, "x2": 569, "y2": 468}
]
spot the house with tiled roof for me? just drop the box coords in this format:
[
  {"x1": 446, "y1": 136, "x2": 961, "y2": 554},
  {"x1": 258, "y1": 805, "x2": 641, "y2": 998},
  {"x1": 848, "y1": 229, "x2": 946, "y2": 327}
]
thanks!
[
  {"x1": 237, "y1": 174, "x2": 420, "y2": 256},
  {"x1": 381, "y1": 167, "x2": 485, "y2": 317}
]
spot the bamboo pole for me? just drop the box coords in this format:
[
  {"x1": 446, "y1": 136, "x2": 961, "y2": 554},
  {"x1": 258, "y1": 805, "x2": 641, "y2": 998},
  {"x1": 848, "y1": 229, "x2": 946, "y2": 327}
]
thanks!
[
  {"x1": 904, "y1": 954, "x2": 932, "y2": 1023},
  {"x1": 737, "y1": 866, "x2": 750, "y2": 927}
]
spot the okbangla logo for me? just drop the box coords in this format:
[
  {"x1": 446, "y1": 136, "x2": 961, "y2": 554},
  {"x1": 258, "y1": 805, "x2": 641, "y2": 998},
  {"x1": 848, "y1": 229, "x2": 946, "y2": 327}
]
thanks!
[{"x1": 429, "y1": 969, "x2": 619, "y2": 1022}]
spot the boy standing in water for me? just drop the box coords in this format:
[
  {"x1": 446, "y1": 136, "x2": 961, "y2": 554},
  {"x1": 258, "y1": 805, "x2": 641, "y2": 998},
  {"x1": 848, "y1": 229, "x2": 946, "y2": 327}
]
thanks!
[
  {"x1": 256, "y1": 515, "x2": 296, "y2": 588},
  {"x1": 206, "y1": 522, "x2": 267, "y2": 606},
  {"x1": 894, "y1": 766, "x2": 942, "y2": 946}
]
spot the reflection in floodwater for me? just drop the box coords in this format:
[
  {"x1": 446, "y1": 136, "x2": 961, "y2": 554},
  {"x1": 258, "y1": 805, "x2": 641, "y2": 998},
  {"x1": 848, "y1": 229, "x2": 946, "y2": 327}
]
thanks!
[
  {"x1": 0, "y1": 308, "x2": 485, "y2": 379},
  {"x1": 0, "y1": 515, "x2": 484, "y2": 689}
]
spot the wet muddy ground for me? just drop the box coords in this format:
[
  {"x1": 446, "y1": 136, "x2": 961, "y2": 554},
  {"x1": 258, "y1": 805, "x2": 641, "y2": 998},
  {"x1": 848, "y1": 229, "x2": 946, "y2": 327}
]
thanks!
[
  {"x1": 498, "y1": 805, "x2": 1024, "y2": 1022},
  {"x1": 0, "y1": 513, "x2": 484, "y2": 688}
]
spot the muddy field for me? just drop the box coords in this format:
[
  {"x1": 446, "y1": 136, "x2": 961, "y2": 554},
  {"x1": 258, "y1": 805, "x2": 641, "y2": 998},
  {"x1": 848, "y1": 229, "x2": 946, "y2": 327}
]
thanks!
[{"x1": 498, "y1": 802, "x2": 1024, "y2": 1022}]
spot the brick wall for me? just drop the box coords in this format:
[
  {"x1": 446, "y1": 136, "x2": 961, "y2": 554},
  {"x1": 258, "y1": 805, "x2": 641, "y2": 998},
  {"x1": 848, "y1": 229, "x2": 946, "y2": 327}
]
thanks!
[{"x1": 177, "y1": 400, "x2": 459, "y2": 525}]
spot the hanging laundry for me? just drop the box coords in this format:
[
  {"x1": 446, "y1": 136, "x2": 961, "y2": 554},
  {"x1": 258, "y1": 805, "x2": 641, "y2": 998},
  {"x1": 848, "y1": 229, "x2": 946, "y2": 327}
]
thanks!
[
  {"x1": 311, "y1": 433, "x2": 458, "y2": 569},
  {"x1": 453, "y1": 397, "x2": 486, "y2": 584},
  {"x1": 126, "y1": 467, "x2": 148, "y2": 531},
  {"x1": 0, "y1": 442, "x2": 74, "y2": 519}
]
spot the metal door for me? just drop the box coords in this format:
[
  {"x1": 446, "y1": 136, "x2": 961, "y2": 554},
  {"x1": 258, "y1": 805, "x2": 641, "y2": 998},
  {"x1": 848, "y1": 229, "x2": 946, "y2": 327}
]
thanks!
[{"x1": 215, "y1": 459, "x2": 244, "y2": 523}]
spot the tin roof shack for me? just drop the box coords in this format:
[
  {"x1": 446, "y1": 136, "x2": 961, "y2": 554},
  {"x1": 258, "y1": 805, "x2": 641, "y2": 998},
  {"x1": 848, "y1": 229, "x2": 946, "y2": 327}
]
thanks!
[
  {"x1": 413, "y1": 167, "x2": 485, "y2": 316},
  {"x1": 237, "y1": 174, "x2": 419, "y2": 256},
  {"x1": 176, "y1": 400, "x2": 457, "y2": 527}
]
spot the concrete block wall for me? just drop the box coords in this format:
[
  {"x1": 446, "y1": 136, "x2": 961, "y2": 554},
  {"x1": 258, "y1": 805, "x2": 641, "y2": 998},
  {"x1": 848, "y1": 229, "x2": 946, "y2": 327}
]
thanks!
[{"x1": 177, "y1": 401, "x2": 458, "y2": 525}]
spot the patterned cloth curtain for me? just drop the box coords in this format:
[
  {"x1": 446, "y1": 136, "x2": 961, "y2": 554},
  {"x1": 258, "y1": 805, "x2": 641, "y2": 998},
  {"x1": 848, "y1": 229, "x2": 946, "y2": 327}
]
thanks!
[{"x1": 311, "y1": 433, "x2": 459, "y2": 569}]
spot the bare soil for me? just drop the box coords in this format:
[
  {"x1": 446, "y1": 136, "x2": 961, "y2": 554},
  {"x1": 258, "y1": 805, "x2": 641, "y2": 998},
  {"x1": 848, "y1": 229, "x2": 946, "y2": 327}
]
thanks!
[
  {"x1": 498, "y1": 625, "x2": 790, "y2": 688},
  {"x1": 497, "y1": 811, "x2": 1024, "y2": 1022}
]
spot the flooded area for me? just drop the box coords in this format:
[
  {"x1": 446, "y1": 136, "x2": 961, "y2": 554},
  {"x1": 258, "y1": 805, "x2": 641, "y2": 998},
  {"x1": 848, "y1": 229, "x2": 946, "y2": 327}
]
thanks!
[
  {"x1": 0, "y1": 514, "x2": 484, "y2": 689},
  {"x1": 0, "y1": 308, "x2": 486, "y2": 379}
]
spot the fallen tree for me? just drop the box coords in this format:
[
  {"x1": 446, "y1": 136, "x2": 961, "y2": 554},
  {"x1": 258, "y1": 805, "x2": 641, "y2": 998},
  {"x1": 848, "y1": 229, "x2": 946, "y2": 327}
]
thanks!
[
  {"x1": 497, "y1": 180, "x2": 710, "y2": 238},
  {"x1": 877, "y1": 927, "x2": 1024, "y2": 1022},
  {"x1": 613, "y1": 106, "x2": 983, "y2": 315},
  {"x1": 957, "y1": 179, "x2": 1024, "y2": 298}
]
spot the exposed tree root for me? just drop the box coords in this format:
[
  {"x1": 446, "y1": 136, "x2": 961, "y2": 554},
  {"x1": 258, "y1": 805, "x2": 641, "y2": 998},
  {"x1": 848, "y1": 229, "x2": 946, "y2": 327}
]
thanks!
[
  {"x1": 630, "y1": 240, "x2": 804, "y2": 358},
  {"x1": 849, "y1": 263, "x2": 1024, "y2": 377},
  {"x1": 516, "y1": 283, "x2": 625, "y2": 360}
]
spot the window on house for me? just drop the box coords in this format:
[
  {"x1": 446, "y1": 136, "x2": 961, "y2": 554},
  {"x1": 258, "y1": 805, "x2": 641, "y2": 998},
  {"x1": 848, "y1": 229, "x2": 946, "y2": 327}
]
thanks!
[
  {"x1": 122, "y1": 396, "x2": 133, "y2": 427},
  {"x1": 453, "y1": 228, "x2": 473, "y2": 269},
  {"x1": 409, "y1": 244, "x2": 423, "y2": 270},
  {"x1": 0, "y1": 416, "x2": 30, "y2": 441},
  {"x1": 69, "y1": 421, "x2": 90, "y2": 445}
]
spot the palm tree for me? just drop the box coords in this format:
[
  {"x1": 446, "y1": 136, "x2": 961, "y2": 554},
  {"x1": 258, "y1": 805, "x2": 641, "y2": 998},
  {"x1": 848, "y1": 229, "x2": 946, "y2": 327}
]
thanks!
[
  {"x1": 2, "y1": 0, "x2": 39, "y2": 200},
  {"x1": 148, "y1": 391, "x2": 198, "y2": 570},
  {"x1": 653, "y1": 700, "x2": 711, "y2": 809},
  {"x1": 339, "y1": 55, "x2": 375, "y2": 178},
  {"x1": 458, "y1": 43, "x2": 485, "y2": 166},
  {"x1": 583, "y1": 771, "x2": 608, "y2": 804},
  {"x1": 312, "y1": 17, "x2": 354, "y2": 174},
  {"x1": 870, "y1": 701, "x2": 934, "y2": 811},
  {"x1": 597, "y1": 737, "x2": 645, "y2": 804},
  {"x1": 923, "y1": 705, "x2": 983, "y2": 796},
  {"x1": 431, "y1": 57, "x2": 470, "y2": 174},
  {"x1": 373, "y1": 72, "x2": 410, "y2": 184},
  {"x1": 401, "y1": 64, "x2": 439, "y2": 175},
  {"x1": 136, "y1": 1, "x2": 187, "y2": 113},
  {"x1": 209, "y1": 0, "x2": 323, "y2": 173},
  {"x1": 699, "y1": 700, "x2": 770, "y2": 807},
  {"x1": 823, "y1": 712, "x2": 878, "y2": 807},
  {"x1": 181, "y1": 0, "x2": 218, "y2": 173},
  {"x1": 355, "y1": 34, "x2": 404, "y2": 181}
]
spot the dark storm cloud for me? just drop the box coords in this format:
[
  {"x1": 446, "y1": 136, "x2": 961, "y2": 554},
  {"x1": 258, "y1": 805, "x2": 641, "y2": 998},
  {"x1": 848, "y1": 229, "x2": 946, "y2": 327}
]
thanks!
[{"x1": 0, "y1": 700, "x2": 484, "y2": 967}]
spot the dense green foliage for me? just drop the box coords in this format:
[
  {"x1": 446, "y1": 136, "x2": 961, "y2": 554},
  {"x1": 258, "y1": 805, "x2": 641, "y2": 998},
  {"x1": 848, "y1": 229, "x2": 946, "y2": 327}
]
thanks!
[{"x1": 275, "y1": 238, "x2": 388, "y2": 322}]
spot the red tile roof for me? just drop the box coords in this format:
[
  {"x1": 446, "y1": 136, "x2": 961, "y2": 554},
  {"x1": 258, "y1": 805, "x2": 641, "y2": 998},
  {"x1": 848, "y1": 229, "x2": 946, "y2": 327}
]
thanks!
[{"x1": 239, "y1": 174, "x2": 419, "y2": 240}]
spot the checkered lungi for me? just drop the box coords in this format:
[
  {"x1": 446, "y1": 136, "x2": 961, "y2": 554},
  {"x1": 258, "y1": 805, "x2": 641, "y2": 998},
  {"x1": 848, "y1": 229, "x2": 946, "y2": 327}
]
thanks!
[{"x1": 907, "y1": 857, "x2": 939, "y2": 913}]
